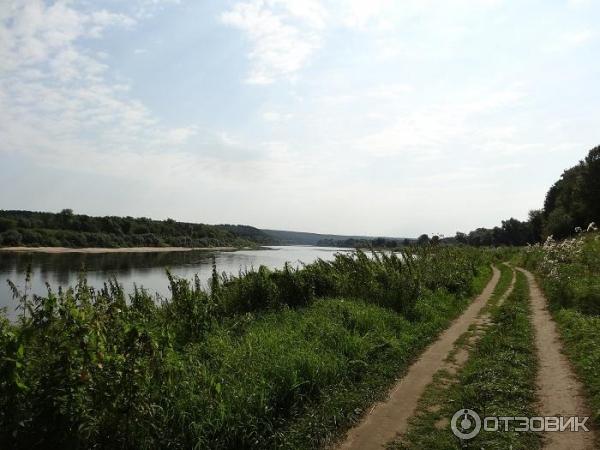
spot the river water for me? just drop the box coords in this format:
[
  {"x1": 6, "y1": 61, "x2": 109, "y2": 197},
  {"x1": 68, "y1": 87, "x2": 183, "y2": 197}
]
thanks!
[{"x1": 0, "y1": 246, "x2": 350, "y2": 317}]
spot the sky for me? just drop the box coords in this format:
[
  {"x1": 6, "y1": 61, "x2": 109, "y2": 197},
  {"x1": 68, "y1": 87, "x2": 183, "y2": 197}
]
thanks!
[{"x1": 0, "y1": 0, "x2": 599, "y2": 237}]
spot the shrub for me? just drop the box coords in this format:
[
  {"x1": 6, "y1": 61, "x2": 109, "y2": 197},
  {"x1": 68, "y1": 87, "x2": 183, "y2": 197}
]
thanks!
[{"x1": 0, "y1": 229, "x2": 22, "y2": 246}]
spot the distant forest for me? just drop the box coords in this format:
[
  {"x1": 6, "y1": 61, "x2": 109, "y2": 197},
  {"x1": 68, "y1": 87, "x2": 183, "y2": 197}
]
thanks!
[
  {"x1": 261, "y1": 229, "x2": 410, "y2": 248},
  {"x1": 0, "y1": 210, "x2": 272, "y2": 248},
  {"x1": 453, "y1": 145, "x2": 599, "y2": 246},
  {"x1": 316, "y1": 237, "x2": 412, "y2": 248}
]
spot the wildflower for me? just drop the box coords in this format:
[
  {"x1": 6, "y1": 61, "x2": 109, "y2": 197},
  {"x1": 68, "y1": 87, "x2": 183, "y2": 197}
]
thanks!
[
  {"x1": 543, "y1": 235, "x2": 555, "y2": 248},
  {"x1": 587, "y1": 222, "x2": 597, "y2": 232},
  {"x1": 575, "y1": 227, "x2": 583, "y2": 233}
]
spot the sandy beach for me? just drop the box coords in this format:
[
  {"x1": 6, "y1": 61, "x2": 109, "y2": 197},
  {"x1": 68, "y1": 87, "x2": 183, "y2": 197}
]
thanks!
[{"x1": 0, "y1": 246, "x2": 239, "y2": 254}]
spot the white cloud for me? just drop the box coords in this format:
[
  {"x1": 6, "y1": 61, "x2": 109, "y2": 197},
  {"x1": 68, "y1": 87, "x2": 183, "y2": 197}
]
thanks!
[
  {"x1": 341, "y1": 0, "x2": 392, "y2": 30},
  {"x1": 339, "y1": 0, "x2": 503, "y2": 32},
  {"x1": 220, "y1": 0, "x2": 508, "y2": 84},
  {"x1": 0, "y1": 1, "x2": 135, "y2": 74},
  {"x1": 0, "y1": 0, "x2": 211, "y2": 185},
  {"x1": 274, "y1": 0, "x2": 327, "y2": 29},
  {"x1": 262, "y1": 111, "x2": 293, "y2": 121},
  {"x1": 221, "y1": 0, "x2": 326, "y2": 84},
  {"x1": 131, "y1": 0, "x2": 182, "y2": 19},
  {"x1": 543, "y1": 28, "x2": 597, "y2": 53},
  {"x1": 166, "y1": 127, "x2": 198, "y2": 145},
  {"x1": 560, "y1": 29, "x2": 596, "y2": 47},
  {"x1": 354, "y1": 86, "x2": 525, "y2": 158},
  {"x1": 567, "y1": 0, "x2": 593, "y2": 7},
  {"x1": 369, "y1": 83, "x2": 414, "y2": 96}
]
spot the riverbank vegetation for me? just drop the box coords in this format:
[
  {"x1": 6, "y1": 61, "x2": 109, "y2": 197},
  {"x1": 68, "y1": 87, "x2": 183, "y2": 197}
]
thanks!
[
  {"x1": 521, "y1": 230, "x2": 600, "y2": 427},
  {"x1": 0, "y1": 246, "x2": 490, "y2": 449},
  {"x1": 0, "y1": 209, "x2": 271, "y2": 248},
  {"x1": 316, "y1": 237, "x2": 408, "y2": 248}
]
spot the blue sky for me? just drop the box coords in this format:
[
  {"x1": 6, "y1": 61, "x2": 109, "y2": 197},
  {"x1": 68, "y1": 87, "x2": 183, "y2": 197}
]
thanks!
[{"x1": 1, "y1": 0, "x2": 599, "y2": 237}]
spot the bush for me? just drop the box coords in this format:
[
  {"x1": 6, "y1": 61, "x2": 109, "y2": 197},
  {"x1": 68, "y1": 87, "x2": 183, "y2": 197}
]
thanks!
[
  {"x1": 20, "y1": 229, "x2": 43, "y2": 246},
  {"x1": 523, "y1": 233, "x2": 600, "y2": 314},
  {"x1": 0, "y1": 229, "x2": 22, "y2": 246}
]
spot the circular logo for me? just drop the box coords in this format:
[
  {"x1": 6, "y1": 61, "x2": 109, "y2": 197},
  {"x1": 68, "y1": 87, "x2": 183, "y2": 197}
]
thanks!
[{"x1": 451, "y1": 409, "x2": 481, "y2": 440}]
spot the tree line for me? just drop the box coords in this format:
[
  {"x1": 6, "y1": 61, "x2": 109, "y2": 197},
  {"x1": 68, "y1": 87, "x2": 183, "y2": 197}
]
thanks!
[
  {"x1": 316, "y1": 237, "x2": 412, "y2": 248},
  {"x1": 0, "y1": 209, "x2": 272, "y2": 248},
  {"x1": 455, "y1": 145, "x2": 599, "y2": 246}
]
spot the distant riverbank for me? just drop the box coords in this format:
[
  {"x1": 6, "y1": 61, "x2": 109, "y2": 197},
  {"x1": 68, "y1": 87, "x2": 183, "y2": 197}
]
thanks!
[{"x1": 0, "y1": 246, "x2": 239, "y2": 254}]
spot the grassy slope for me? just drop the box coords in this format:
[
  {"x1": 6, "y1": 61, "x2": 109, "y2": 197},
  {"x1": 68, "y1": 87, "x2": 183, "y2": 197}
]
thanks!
[{"x1": 392, "y1": 267, "x2": 540, "y2": 449}]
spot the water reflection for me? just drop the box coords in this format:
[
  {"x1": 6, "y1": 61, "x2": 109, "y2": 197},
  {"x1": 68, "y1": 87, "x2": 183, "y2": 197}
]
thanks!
[{"x1": 0, "y1": 246, "x2": 350, "y2": 317}]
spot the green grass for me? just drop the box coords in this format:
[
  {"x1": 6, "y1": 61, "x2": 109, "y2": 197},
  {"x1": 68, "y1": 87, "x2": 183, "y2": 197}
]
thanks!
[
  {"x1": 553, "y1": 311, "x2": 600, "y2": 425},
  {"x1": 176, "y1": 289, "x2": 482, "y2": 449},
  {"x1": 447, "y1": 262, "x2": 513, "y2": 361},
  {"x1": 485, "y1": 262, "x2": 514, "y2": 310},
  {"x1": 391, "y1": 269, "x2": 540, "y2": 450},
  {"x1": 472, "y1": 264, "x2": 494, "y2": 300},
  {"x1": 280, "y1": 271, "x2": 492, "y2": 449},
  {"x1": 0, "y1": 246, "x2": 492, "y2": 449}
]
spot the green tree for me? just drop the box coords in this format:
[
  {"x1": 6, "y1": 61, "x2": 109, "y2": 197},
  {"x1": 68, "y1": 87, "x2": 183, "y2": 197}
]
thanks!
[
  {"x1": 528, "y1": 210, "x2": 544, "y2": 242},
  {"x1": 0, "y1": 230, "x2": 22, "y2": 246},
  {"x1": 455, "y1": 232, "x2": 468, "y2": 244},
  {"x1": 0, "y1": 218, "x2": 16, "y2": 233},
  {"x1": 545, "y1": 206, "x2": 574, "y2": 239},
  {"x1": 581, "y1": 146, "x2": 600, "y2": 225},
  {"x1": 417, "y1": 234, "x2": 430, "y2": 246}
]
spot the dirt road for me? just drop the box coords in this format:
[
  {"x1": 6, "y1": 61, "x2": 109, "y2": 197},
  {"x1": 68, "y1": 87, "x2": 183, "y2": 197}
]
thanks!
[
  {"x1": 337, "y1": 266, "x2": 500, "y2": 450},
  {"x1": 518, "y1": 268, "x2": 596, "y2": 450}
]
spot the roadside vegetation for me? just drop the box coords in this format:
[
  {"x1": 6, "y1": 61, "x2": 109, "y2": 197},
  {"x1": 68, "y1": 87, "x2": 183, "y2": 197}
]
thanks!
[
  {"x1": 392, "y1": 268, "x2": 540, "y2": 449},
  {"x1": 0, "y1": 209, "x2": 271, "y2": 248},
  {"x1": 0, "y1": 246, "x2": 491, "y2": 449},
  {"x1": 521, "y1": 230, "x2": 600, "y2": 428}
]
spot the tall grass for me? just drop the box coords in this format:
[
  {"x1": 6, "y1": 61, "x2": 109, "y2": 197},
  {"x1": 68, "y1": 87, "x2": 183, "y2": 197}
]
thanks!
[
  {"x1": 522, "y1": 232, "x2": 600, "y2": 427},
  {"x1": 0, "y1": 245, "x2": 489, "y2": 449},
  {"x1": 521, "y1": 232, "x2": 600, "y2": 314}
]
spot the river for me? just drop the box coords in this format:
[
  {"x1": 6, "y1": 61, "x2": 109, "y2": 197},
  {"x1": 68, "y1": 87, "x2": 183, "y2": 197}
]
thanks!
[{"x1": 0, "y1": 246, "x2": 350, "y2": 318}]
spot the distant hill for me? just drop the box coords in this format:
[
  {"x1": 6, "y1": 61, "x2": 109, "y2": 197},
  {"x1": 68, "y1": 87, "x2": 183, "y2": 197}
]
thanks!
[{"x1": 261, "y1": 229, "x2": 411, "y2": 246}]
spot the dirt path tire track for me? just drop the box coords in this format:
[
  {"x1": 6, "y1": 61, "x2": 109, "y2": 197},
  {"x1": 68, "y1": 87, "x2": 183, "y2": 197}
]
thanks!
[
  {"x1": 336, "y1": 266, "x2": 501, "y2": 450},
  {"x1": 517, "y1": 268, "x2": 596, "y2": 450},
  {"x1": 497, "y1": 263, "x2": 516, "y2": 307}
]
